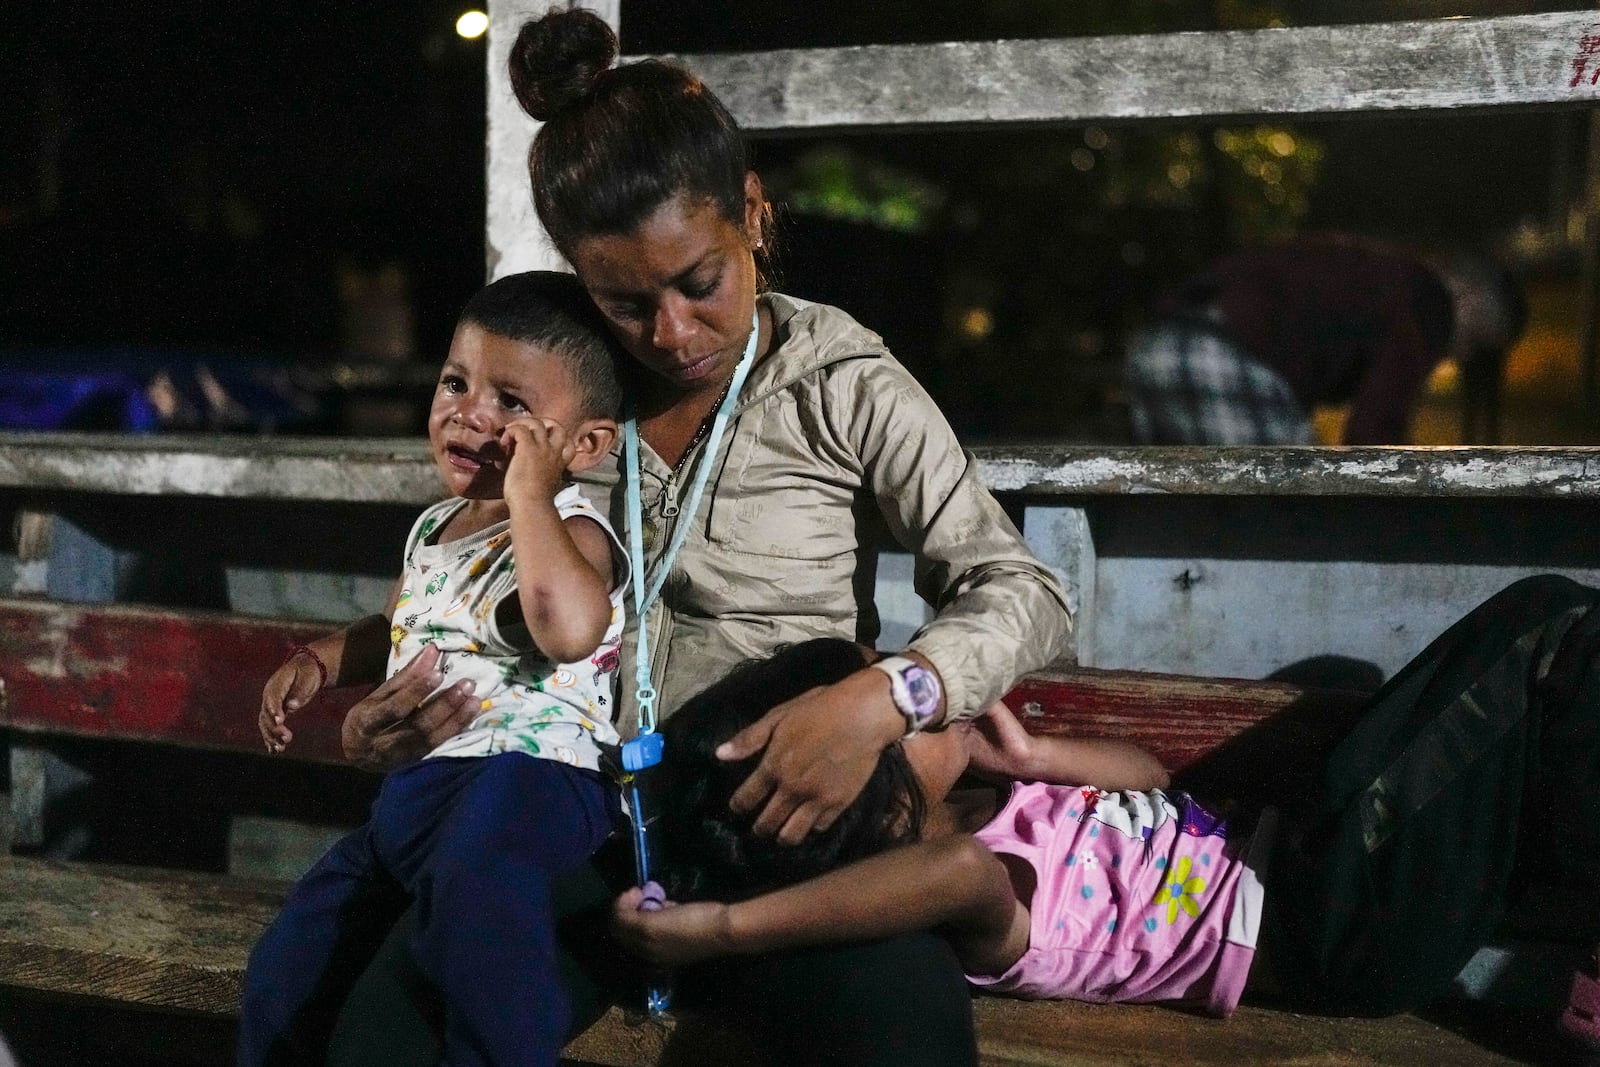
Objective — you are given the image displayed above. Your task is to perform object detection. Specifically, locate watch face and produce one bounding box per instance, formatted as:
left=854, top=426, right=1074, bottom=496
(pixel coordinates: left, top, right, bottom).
left=903, top=666, right=940, bottom=714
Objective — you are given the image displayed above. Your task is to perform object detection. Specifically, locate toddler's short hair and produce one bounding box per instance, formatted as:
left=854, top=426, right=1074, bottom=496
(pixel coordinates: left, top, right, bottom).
left=459, top=271, right=625, bottom=420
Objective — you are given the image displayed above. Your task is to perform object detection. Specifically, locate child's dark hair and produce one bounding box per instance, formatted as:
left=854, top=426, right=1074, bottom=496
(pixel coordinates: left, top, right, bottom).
left=508, top=9, right=773, bottom=271
left=656, top=638, right=926, bottom=902
left=459, top=270, right=623, bottom=420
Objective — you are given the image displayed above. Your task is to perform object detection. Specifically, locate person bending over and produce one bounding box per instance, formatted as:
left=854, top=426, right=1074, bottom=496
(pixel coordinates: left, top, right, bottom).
left=1124, top=235, right=1527, bottom=445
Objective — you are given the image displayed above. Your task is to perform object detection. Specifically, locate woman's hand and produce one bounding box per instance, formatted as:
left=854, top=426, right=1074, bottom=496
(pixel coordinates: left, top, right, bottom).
left=259, top=651, right=325, bottom=753
left=716, top=669, right=905, bottom=845
left=340, top=644, right=478, bottom=772
left=612, top=888, right=736, bottom=967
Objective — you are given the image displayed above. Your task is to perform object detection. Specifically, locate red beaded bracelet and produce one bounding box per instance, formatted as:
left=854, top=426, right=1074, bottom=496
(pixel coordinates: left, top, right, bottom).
left=286, top=643, right=329, bottom=691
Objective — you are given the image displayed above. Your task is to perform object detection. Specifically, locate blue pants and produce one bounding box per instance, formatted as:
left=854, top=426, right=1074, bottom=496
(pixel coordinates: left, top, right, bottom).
left=238, top=753, right=617, bottom=1067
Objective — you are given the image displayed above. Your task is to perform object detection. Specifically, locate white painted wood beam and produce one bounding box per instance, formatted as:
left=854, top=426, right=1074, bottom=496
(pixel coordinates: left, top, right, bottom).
left=0, top=436, right=1596, bottom=502
left=669, top=12, right=1600, bottom=133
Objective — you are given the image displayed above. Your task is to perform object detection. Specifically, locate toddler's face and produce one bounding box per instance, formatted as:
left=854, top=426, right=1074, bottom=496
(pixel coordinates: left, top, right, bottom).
left=428, top=324, right=583, bottom=499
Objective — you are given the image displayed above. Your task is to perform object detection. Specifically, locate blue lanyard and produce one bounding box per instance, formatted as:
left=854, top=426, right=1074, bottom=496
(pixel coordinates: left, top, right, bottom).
left=619, top=308, right=759, bottom=1018
left=623, top=307, right=760, bottom=735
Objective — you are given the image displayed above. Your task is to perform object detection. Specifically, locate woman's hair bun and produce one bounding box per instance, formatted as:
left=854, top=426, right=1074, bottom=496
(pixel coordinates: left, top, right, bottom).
left=509, top=8, right=619, bottom=122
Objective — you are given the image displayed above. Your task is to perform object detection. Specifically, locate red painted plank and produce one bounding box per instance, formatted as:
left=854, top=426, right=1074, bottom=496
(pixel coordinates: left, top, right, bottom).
left=1006, top=669, right=1370, bottom=810
left=1004, top=669, right=1368, bottom=772
left=0, top=599, right=1372, bottom=798
left=0, top=599, right=358, bottom=764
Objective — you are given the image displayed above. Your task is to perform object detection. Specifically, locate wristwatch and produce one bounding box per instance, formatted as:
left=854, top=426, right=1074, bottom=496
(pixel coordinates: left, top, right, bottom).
left=871, top=655, right=942, bottom=736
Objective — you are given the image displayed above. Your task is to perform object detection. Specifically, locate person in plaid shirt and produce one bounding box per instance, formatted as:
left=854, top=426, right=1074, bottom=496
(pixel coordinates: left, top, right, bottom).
left=1125, top=236, right=1525, bottom=445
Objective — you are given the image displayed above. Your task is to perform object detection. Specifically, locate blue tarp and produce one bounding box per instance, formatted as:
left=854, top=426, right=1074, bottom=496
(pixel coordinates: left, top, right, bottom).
left=0, top=350, right=323, bottom=432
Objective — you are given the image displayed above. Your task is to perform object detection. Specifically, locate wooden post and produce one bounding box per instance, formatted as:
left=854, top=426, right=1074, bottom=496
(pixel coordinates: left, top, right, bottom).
left=9, top=516, right=121, bottom=854
left=1024, top=505, right=1094, bottom=668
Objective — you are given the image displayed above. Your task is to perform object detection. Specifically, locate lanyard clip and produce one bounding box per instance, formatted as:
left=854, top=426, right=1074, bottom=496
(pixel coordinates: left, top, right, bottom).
left=622, top=731, right=664, bottom=772
left=633, top=684, right=659, bottom=737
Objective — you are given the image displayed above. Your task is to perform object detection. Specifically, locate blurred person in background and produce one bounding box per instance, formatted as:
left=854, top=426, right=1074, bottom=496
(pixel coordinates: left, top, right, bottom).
left=1124, top=235, right=1527, bottom=445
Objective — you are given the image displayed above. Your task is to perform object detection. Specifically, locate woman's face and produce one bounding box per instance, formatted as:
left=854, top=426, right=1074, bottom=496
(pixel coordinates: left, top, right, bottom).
left=569, top=175, right=763, bottom=395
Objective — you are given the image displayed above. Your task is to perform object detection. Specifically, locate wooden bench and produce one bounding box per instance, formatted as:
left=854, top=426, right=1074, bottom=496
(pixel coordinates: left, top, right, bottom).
left=0, top=595, right=1553, bottom=1066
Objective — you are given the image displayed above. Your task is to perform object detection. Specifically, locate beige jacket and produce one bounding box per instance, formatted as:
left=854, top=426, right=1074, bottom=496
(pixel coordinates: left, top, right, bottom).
left=578, top=293, right=1072, bottom=736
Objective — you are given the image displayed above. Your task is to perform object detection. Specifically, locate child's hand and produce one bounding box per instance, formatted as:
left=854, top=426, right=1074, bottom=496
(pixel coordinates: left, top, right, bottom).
left=961, top=700, right=1039, bottom=780
left=260, top=650, right=325, bottom=753
left=966, top=700, right=1170, bottom=792
left=500, top=417, right=574, bottom=502
left=612, top=887, right=736, bottom=967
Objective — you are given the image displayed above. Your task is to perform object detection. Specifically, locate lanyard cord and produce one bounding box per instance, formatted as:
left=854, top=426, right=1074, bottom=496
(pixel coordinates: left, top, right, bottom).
left=624, top=307, right=760, bottom=735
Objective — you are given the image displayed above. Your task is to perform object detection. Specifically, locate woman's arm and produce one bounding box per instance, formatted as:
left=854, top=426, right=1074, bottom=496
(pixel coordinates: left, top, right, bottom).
left=850, top=358, right=1073, bottom=721
left=717, top=356, right=1073, bottom=843
left=339, top=644, right=480, bottom=771
left=613, top=834, right=1028, bottom=977
left=263, top=575, right=480, bottom=768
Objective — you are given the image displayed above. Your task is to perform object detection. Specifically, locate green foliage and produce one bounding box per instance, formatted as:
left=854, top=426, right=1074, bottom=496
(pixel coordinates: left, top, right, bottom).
left=770, top=146, right=945, bottom=233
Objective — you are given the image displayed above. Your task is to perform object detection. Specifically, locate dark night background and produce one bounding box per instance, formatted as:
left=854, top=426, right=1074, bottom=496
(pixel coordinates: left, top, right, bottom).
left=2, top=0, right=1594, bottom=442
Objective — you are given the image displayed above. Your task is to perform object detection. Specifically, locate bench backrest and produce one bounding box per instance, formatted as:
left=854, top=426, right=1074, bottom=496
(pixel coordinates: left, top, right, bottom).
left=0, top=597, right=1367, bottom=812
left=485, top=8, right=1600, bottom=274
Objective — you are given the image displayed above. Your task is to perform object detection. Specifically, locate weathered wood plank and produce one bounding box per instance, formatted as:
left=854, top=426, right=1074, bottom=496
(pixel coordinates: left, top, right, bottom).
left=1005, top=668, right=1368, bottom=811
left=0, top=599, right=1364, bottom=785
left=0, top=599, right=355, bottom=764
left=979, top=445, right=1600, bottom=498
left=669, top=12, right=1600, bottom=133
left=0, top=855, right=1529, bottom=1065
left=961, top=996, right=1529, bottom=1067
left=1, top=434, right=1598, bottom=501
left=0, top=433, right=438, bottom=505
left=1007, top=668, right=1344, bottom=759
left=0, top=858, right=282, bottom=1015
left=568, top=994, right=1531, bottom=1067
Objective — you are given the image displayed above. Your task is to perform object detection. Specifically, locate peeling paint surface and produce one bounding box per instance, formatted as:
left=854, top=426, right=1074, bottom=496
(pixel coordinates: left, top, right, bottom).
left=0, top=600, right=355, bottom=762
left=0, top=434, right=438, bottom=503
left=672, top=11, right=1600, bottom=132
left=972, top=446, right=1600, bottom=498
left=1, top=436, right=1597, bottom=502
